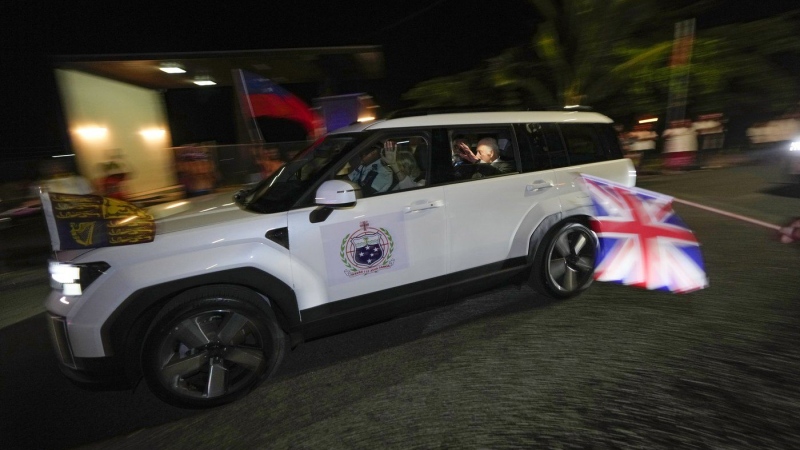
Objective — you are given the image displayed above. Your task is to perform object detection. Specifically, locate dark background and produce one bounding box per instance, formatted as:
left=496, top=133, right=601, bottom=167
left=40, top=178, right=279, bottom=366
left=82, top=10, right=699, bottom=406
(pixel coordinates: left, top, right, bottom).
left=0, top=0, right=537, bottom=160
left=0, top=0, right=797, bottom=162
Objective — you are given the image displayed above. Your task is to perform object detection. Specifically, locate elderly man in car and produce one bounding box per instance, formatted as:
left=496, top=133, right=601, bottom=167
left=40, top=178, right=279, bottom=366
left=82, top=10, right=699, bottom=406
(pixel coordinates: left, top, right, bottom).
left=455, top=137, right=515, bottom=173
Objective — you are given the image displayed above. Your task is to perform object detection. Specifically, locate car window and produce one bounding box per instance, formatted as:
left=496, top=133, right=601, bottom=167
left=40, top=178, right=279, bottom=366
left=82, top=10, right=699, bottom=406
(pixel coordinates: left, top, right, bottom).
left=517, top=123, right=569, bottom=171
left=594, top=124, right=625, bottom=159
left=239, top=135, right=363, bottom=213
left=432, top=126, right=518, bottom=184
left=559, top=123, right=609, bottom=165
left=387, top=135, right=430, bottom=192
left=335, top=133, right=431, bottom=197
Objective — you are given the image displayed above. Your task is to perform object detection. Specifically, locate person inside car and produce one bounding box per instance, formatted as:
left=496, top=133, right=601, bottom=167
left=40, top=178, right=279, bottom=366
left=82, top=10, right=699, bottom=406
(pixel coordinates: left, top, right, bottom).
left=451, top=135, right=471, bottom=166
left=348, top=144, right=393, bottom=195
left=380, top=141, right=426, bottom=191
left=455, top=137, right=515, bottom=173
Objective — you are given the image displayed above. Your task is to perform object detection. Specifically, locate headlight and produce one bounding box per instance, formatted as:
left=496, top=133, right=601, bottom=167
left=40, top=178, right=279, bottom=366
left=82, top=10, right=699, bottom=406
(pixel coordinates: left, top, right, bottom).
left=790, top=141, right=800, bottom=152
left=49, top=261, right=110, bottom=296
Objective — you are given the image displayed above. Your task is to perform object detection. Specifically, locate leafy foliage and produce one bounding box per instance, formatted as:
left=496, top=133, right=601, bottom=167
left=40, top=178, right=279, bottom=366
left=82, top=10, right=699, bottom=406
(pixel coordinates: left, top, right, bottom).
left=402, top=0, right=800, bottom=121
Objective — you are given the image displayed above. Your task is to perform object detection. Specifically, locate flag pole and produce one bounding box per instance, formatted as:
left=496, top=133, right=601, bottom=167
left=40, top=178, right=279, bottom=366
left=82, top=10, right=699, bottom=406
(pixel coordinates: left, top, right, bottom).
left=672, top=197, right=781, bottom=231
left=232, top=69, right=264, bottom=144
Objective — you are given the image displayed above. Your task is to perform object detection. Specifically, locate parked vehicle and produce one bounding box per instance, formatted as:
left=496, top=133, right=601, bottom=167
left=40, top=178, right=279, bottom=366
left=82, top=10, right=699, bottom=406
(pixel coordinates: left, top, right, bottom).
left=45, top=111, right=636, bottom=408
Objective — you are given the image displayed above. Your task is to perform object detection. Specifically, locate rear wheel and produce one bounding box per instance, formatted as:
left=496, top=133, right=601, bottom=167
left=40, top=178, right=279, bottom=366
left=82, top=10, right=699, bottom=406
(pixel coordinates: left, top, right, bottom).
left=531, top=222, right=597, bottom=299
left=141, top=286, right=285, bottom=408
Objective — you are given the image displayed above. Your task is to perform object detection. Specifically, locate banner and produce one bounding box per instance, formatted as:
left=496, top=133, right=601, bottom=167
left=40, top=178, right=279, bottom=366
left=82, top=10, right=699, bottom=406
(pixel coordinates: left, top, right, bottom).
left=41, top=192, right=155, bottom=251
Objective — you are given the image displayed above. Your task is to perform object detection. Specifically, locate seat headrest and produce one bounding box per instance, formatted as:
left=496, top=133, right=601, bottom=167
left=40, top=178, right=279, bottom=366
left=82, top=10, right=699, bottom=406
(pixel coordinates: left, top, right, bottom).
left=497, top=138, right=514, bottom=160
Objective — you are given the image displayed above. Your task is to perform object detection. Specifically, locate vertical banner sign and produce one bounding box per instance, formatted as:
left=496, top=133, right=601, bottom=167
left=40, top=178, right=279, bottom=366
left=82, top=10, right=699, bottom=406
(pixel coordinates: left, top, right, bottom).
left=666, top=18, right=696, bottom=126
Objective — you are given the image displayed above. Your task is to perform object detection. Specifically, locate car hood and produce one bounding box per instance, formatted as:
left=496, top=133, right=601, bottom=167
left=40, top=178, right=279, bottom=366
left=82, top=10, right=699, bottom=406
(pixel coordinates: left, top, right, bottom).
left=148, top=191, right=255, bottom=235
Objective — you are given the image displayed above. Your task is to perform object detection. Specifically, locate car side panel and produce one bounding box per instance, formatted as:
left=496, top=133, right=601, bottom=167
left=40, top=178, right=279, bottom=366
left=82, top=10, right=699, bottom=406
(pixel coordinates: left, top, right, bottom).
left=443, top=170, right=561, bottom=273
left=554, top=158, right=636, bottom=216
left=47, top=216, right=293, bottom=358
left=288, top=186, right=448, bottom=312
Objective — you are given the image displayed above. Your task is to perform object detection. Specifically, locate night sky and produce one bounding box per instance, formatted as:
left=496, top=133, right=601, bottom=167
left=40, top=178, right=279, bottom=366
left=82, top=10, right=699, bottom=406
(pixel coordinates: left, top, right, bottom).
left=0, top=0, right=537, bottom=159
left=0, top=0, right=796, bottom=159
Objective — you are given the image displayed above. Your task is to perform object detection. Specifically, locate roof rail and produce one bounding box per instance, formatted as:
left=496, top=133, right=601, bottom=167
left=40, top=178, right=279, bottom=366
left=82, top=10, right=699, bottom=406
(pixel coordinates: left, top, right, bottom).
left=386, top=105, right=521, bottom=120
left=553, top=105, right=594, bottom=111
left=386, top=104, right=595, bottom=119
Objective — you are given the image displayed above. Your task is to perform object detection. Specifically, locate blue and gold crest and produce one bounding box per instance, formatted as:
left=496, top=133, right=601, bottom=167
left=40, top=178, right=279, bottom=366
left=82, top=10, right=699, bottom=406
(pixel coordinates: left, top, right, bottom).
left=41, top=192, right=156, bottom=251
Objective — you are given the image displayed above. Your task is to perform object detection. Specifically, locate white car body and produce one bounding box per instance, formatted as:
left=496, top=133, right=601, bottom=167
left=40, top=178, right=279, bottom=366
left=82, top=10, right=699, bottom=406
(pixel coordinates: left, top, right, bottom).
left=45, top=110, right=635, bottom=407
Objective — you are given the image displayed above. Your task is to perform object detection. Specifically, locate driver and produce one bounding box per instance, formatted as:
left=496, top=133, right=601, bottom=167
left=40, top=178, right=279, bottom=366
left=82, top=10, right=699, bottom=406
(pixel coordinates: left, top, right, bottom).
left=348, top=144, right=393, bottom=195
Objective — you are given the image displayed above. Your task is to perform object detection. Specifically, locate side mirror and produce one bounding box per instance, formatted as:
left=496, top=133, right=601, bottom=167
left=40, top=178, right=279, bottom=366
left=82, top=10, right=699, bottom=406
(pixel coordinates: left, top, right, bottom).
left=315, top=180, right=358, bottom=207
left=233, top=188, right=248, bottom=204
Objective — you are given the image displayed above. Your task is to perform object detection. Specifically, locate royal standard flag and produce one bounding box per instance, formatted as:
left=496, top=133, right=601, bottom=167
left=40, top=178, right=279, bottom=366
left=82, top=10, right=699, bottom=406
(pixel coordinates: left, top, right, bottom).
left=40, top=192, right=155, bottom=251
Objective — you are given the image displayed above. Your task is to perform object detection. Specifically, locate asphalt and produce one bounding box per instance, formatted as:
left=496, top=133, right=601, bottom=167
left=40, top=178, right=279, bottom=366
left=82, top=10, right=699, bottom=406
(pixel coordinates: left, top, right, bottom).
left=0, top=267, right=49, bottom=289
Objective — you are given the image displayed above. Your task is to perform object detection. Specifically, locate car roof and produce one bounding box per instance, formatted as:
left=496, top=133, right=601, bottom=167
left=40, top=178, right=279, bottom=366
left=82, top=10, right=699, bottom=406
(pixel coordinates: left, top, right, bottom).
left=329, top=111, right=613, bottom=134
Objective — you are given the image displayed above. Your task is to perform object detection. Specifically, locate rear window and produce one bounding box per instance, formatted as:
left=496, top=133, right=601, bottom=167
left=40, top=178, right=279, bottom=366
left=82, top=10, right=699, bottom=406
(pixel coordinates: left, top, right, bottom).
left=516, top=123, right=569, bottom=172
left=559, top=123, right=624, bottom=165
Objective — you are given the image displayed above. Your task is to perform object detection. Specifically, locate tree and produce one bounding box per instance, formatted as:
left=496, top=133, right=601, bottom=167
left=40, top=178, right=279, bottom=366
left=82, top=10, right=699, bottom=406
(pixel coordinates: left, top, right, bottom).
left=402, top=0, right=800, bottom=122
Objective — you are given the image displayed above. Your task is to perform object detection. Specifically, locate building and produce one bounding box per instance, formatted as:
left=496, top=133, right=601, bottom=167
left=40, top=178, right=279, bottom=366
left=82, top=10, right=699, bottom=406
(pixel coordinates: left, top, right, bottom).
left=52, top=46, right=385, bottom=197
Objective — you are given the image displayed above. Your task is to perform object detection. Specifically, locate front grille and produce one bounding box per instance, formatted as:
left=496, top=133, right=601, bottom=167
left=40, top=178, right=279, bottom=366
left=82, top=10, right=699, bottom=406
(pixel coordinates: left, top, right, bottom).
left=47, top=314, right=76, bottom=369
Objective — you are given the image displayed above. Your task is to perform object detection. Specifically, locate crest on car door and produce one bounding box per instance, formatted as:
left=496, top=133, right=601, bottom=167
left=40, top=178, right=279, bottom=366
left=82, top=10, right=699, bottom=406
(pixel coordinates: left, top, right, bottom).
left=348, top=228, right=387, bottom=267
left=322, top=213, right=409, bottom=284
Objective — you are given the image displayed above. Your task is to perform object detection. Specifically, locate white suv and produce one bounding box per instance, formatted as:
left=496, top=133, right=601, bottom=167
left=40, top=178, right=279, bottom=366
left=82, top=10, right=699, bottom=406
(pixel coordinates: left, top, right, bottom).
left=45, top=111, right=635, bottom=407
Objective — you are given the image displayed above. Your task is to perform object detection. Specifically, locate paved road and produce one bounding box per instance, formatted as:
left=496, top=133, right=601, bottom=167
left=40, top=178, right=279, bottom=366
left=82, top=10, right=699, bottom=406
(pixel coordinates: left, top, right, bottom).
left=1, top=161, right=798, bottom=449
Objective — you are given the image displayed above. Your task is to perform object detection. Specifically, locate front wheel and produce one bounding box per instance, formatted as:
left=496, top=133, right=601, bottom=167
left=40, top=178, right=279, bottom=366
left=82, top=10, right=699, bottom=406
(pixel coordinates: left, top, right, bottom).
left=141, top=286, right=285, bottom=408
left=531, top=222, right=597, bottom=299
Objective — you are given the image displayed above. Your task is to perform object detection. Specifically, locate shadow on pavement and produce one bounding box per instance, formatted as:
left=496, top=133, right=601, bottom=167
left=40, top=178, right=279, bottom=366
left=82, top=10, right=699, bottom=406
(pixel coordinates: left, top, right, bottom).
left=762, top=182, right=800, bottom=199
left=0, top=286, right=543, bottom=449
left=0, top=314, right=196, bottom=450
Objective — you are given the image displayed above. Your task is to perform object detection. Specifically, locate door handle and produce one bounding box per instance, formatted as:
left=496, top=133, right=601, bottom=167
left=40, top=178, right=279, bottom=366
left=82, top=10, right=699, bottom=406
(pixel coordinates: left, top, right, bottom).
left=526, top=180, right=553, bottom=192
left=404, top=200, right=444, bottom=213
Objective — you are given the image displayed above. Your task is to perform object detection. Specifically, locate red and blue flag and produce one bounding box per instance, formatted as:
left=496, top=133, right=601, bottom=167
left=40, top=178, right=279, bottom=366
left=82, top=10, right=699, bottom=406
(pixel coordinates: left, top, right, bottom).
left=581, top=174, right=708, bottom=293
left=235, top=70, right=321, bottom=135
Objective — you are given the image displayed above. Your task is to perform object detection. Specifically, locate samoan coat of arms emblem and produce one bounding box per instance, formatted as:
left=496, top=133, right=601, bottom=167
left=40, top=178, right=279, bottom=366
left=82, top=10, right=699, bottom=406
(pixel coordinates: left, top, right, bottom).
left=340, top=220, right=395, bottom=277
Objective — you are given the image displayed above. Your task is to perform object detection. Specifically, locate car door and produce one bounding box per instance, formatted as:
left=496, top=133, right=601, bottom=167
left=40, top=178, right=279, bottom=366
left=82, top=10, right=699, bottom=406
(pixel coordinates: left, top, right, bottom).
left=287, top=134, right=447, bottom=313
left=437, top=126, right=561, bottom=274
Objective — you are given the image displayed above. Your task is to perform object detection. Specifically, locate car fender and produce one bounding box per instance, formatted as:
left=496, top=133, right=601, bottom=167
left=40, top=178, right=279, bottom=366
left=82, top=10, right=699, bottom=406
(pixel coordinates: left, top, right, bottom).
left=59, top=240, right=296, bottom=358
left=508, top=195, right=563, bottom=261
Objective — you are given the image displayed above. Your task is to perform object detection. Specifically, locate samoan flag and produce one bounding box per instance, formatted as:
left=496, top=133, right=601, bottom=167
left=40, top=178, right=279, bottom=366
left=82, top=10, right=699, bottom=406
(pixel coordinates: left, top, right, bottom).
left=235, top=69, right=320, bottom=135
left=580, top=174, right=708, bottom=293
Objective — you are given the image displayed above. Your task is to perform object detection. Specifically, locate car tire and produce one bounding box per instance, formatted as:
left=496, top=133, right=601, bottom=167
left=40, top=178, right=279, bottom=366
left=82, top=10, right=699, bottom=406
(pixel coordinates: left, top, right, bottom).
left=141, top=285, right=286, bottom=408
left=531, top=221, right=597, bottom=299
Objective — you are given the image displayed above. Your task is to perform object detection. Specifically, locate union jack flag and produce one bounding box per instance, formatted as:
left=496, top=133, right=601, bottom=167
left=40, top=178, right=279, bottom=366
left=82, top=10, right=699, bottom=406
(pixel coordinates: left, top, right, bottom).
left=581, top=174, right=708, bottom=293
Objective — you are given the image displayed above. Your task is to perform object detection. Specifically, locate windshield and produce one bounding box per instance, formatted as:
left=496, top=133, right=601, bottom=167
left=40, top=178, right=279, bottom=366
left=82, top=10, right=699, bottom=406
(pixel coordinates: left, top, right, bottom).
left=237, top=134, right=363, bottom=213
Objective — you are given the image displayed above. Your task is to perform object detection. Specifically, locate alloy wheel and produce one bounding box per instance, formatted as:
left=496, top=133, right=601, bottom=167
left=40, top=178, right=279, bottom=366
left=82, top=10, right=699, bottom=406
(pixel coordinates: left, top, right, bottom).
left=154, top=309, right=268, bottom=401
left=545, top=223, right=596, bottom=295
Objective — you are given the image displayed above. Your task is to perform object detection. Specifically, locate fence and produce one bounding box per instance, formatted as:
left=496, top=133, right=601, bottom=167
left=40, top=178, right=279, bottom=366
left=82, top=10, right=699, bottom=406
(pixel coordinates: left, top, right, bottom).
left=0, top=141, right=311, bottom=208
left=169, top=141, right=310, bottom=191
